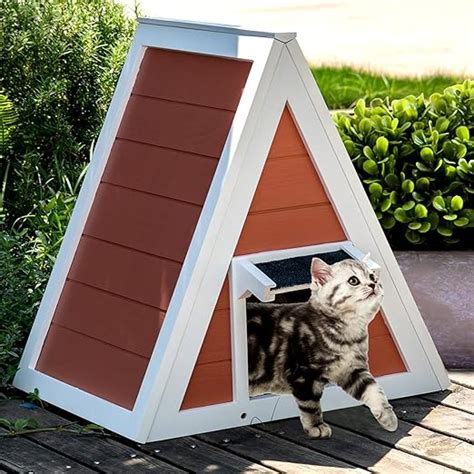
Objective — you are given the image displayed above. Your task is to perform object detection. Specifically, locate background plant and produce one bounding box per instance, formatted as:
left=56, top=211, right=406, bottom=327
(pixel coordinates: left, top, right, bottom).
left=334, top=80, right=473, bottom=248
left=0, top=0, right=135, bottom=220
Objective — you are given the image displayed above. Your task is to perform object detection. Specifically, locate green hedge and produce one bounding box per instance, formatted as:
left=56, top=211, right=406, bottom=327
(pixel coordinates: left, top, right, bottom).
left=0, top=0, right=135, bottom=219
left=334, top=80, right=474, bottom=248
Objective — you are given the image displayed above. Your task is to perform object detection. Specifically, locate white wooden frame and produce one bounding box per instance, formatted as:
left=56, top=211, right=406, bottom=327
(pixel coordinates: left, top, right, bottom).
left=232, top=241, right=380, bottom=301
left=14, top=18, right=449, bottom=443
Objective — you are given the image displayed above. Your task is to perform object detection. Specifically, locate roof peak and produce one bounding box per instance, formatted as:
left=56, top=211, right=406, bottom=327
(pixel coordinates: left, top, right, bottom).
left=138, top=17, right=296, bottom=43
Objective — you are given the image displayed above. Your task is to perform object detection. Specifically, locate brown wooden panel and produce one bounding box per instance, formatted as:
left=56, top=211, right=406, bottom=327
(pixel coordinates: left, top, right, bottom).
left=102, top=139, right=218, bottom=205
left=53, top=280, right=165, bottom=358
left=369, top=335, right=406, bottom=376
left=37, top=325, right=148, bottom=409
left=133, top=48, right=252, bottom=111
left=69, top=236, right=181, bottom=310
left=249, top=155, right=329, bottom=212
left=236, top=204, right=346, bottom=255
left=117, top=95, right=234, bottom=158
left=268, top=107, right=307, bottom=158
left=84, top=183, right=201, bottom=262
left=215, top=278, right=230, bottom=310
left=194, top=309, right=231, bottom=365
left=181, top=360, right=232, bottom=410
left=368, top=311, right=390, bottom=338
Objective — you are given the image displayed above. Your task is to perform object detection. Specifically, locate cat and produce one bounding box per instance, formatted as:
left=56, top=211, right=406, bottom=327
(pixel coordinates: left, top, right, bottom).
left=247, top=257, right=398, bottom=438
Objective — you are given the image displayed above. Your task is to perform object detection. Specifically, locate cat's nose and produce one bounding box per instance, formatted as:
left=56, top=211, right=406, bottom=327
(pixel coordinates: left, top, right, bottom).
left=369, top=283, right=376, bottom=290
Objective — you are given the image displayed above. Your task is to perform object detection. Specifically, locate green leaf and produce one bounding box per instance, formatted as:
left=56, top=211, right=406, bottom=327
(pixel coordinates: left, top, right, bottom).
left=380, top=198, right=392, bottom=212
left=435, top=117, right=450, bottom=132
left=454, top=217, right=469, bottom=227
left=368, top=182, right=383, bottom=197
left=354, top=99, right=366, bottom=117
left=418, top=222, right=431, bottom=233
left=402, top=179, right=415, bottom=193
left=389, top=191, right=398, bottom=204
left=363, top=159, right=378, bottom=175
left=420, top=147, right=434, bottom=162
left=405, top=230, right=422, bottom=244
left=381, top=215, right=396, bottom=229
left=415, top=204, right=428, bottom=218
left=455, top=125, right=470, bottom=141
left=363, top=146, right=375, bottom=160
left=456, top=144, right=467, bottom=159
left=359, top=118, right=373, bottom=134
left=343, top=139, right=356, bottom=155
left=437, top=226, right=453, bottom=237
left=412, top=191, right=425, bottom=202
left=408, top=221, right=422, bottom=230
left=443, top=214, right=458, bottom=221
left=416, top=161, right=431, bottom=172
left=450, top=195, right=463, bottom=211
left=432, top=196, right=446, bottom=211
left=415, top=177, right=430, bottom=191
left=375, top=136, right=389, bottom=156
left=384, top=173, right=399, bottom=188
left=402, top=200, right=415, bottom=211
left=394, top=208, right=410, bottom=223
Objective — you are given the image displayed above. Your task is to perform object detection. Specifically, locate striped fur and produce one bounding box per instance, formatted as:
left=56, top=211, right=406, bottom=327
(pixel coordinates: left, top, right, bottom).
left=247, top=258, right=398, bottom=438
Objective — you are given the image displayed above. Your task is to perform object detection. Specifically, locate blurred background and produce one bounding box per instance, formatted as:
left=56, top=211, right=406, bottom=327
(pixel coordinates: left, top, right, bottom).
left=117, top=0, right=474, bottom=77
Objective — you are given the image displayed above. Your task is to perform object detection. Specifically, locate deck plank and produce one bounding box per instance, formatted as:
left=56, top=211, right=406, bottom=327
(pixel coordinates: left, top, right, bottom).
left=0, top=400, right=185, bottom=472
left=392, top=397, right=474, bottom=443
left=448, top=371, right=474, bottom=389
left=144, top=436, right=276, bottom=473
left=421, top=384, right=474, bottom=414
left=198, top=426, right=366, bottom=473
left=259, top=418, right=457, bottom=473
left=0, top=430, right=93, bottom=473
left=326, top=405, right=474, bottom=473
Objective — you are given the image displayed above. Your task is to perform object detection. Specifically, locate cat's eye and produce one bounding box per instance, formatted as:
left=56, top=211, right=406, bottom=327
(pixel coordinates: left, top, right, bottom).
left=348, top=276, right=360, bottom=286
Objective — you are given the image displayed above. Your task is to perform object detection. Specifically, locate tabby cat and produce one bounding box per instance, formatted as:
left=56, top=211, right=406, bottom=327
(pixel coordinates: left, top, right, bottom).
left=247, top=257, right=398, bottom=438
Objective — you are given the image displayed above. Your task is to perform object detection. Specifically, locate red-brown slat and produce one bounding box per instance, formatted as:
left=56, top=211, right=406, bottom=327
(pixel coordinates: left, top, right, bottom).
left=117, top=95, right=235, bottom=158
left=69, top=236, right=181, bottom=310
left=53, top=281, right=165, bottom=358
left=36, top=325, right=148, bottom=410
left=268, top=107, right=307, bottom=158
left=249, top=154, right=329, bottom=212
left=236, top=204, right=346, bottom=255
left=369, top=335, right=406, bottom=376
left=181, top=360, right=232, bottom=410
left=102, top=139, right=218, bottom=205
left=133, top=48, right=252, bottom=111
left=193, top=309, right=231, bottom=365
left=368, top=312, right=390, bottom=338
left=84, top=183, right=201, bottom=262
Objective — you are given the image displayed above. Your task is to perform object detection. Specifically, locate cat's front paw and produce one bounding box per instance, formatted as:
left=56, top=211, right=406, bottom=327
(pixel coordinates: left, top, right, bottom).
left=374, top=405, right=398, bottom=432
left=305, top=422, right=332, bottom=439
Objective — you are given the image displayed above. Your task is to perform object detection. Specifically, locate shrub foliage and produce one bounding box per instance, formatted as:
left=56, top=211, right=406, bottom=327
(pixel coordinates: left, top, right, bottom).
left=0, top=0, right=135, bottom=219
left=334, top=80, right=474, bottom=248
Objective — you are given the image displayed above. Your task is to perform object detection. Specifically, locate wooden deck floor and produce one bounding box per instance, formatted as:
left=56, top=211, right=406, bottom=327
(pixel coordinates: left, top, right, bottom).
left=1, top=372, right=472, bottom=473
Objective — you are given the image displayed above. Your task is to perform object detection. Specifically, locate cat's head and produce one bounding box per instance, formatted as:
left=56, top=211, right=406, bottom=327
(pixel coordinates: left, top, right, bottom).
left=309, top=257, right=383, bottom=320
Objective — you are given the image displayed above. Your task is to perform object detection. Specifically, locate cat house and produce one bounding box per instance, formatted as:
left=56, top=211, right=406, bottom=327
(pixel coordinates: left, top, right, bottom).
left=14, top=18, right=449, bottom=443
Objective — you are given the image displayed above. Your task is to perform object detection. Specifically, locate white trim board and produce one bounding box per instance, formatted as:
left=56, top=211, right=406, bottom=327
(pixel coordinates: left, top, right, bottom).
left=14, top=19, right=449, bottom=444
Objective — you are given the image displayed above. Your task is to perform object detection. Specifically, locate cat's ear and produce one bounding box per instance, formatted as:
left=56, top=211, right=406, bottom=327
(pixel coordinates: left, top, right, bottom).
left=311, top=258, right=333, bottom=285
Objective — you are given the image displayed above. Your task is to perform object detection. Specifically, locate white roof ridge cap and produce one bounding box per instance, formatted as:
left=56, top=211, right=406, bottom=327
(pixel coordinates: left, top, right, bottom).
left=138, top=17, right=296, bottom=41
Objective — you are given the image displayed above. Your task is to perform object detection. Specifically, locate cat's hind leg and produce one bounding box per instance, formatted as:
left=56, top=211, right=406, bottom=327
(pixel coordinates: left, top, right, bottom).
left=291, top=377, right=331, bottom=438
left=340, top=367, right=398, bottom=432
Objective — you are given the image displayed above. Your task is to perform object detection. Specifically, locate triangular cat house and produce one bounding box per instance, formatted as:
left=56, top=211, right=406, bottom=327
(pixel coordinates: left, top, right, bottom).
left=14, top=18, right=449, bottom=443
